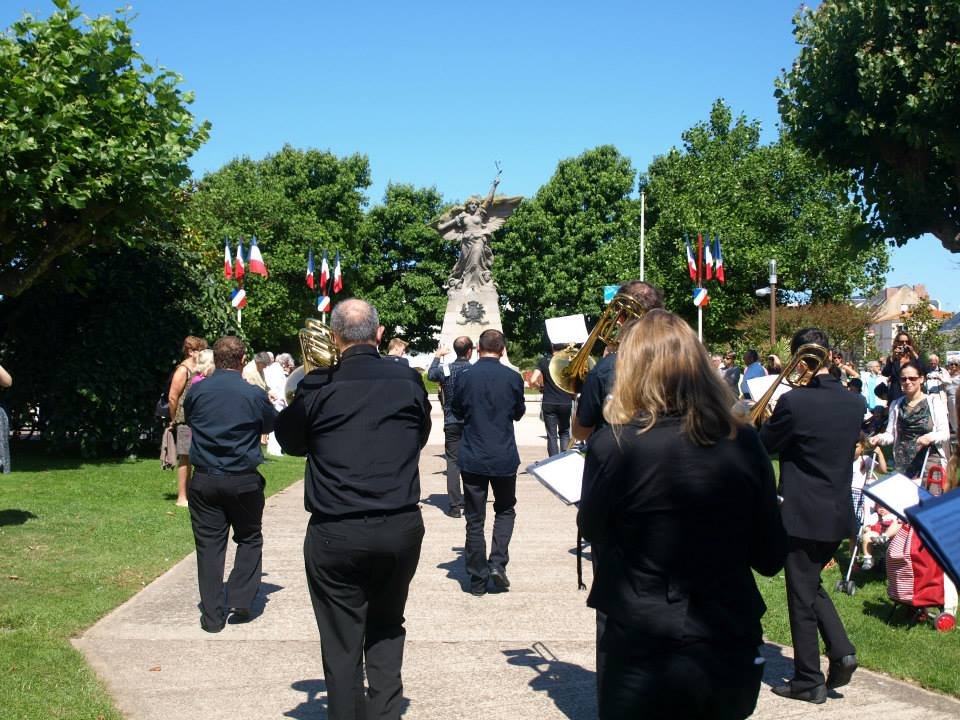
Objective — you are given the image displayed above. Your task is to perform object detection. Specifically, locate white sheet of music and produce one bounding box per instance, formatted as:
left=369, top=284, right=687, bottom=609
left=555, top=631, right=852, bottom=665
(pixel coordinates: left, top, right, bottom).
left=747, top=374, right=791, bottom=405
left=527, top=450, right=585, bottom=505
left=863, top=472, right=933, bottom=521
left=545, top=315, right=589, bottom=345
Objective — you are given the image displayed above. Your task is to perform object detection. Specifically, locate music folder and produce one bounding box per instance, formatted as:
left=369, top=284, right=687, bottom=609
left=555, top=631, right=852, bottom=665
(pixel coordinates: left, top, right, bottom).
left=526, top=449, right=585, bottom=505
left=906, top=491, right=960, bottom=588
left=862, top=472, right=934, bottom=522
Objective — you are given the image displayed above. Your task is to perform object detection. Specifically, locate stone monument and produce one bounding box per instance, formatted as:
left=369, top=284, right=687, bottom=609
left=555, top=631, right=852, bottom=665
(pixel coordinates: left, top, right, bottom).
left=430, top=168, right=522, bottom=362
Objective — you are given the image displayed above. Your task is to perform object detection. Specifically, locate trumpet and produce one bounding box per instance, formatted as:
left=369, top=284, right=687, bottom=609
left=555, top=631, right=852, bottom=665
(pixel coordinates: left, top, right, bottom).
left=284, top=318, right=340, bottom=403
left=746, top=342, right=830, bottom=427
left=548, top=292, right=648, bottom=395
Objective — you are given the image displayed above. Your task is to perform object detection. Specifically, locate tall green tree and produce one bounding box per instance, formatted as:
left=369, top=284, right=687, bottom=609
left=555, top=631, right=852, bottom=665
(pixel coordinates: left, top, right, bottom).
left=777, top=1, right=960, bottom=252
left=494, top=145, right=640, bottom=358
left=643, top=100, right=888, bottom=343
left=185, top=146, right=371, bottom=353
left=358, top=184, right=454, bottom=351
left=0, top=0, right=209, bottom=298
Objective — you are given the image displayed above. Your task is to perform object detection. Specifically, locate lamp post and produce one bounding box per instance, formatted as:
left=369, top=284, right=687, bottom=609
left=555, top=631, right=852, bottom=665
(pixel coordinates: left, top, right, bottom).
left=769, top=259, right=778, bottom=346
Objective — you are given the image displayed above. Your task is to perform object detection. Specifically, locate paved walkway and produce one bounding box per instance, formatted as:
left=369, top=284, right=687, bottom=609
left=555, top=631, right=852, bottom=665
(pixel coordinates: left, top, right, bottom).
left=75, top=404, right=960, bottom=718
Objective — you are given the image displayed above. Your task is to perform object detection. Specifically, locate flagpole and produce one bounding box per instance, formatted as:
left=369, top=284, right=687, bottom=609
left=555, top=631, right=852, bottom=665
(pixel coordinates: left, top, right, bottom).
left=697, top=232, right=703, bottom=342
left=640, top=191, right=646, bottom=281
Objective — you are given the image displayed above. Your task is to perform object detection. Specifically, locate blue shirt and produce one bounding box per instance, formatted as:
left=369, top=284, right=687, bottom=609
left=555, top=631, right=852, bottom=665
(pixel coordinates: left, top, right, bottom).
left=452, top=357, right=525, bottom=476
left=740, top=362, right=767, bottom=399
left=184, top=369, right=277, bottom=473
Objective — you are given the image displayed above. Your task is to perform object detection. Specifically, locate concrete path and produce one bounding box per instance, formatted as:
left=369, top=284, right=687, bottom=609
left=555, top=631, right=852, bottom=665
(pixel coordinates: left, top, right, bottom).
left=75, top=402, right=960, bottom=719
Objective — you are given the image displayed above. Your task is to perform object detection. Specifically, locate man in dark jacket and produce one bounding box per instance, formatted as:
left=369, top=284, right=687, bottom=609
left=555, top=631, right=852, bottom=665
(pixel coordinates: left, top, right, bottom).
left=452, top=329, right=525, bottom=595
left=275, top=298, right=431, bottom=720
left=760, top=327, right=864, bottom=704
left=184, top=335, right=277, bottom=633
left=426, top=336, right=474, bottom=517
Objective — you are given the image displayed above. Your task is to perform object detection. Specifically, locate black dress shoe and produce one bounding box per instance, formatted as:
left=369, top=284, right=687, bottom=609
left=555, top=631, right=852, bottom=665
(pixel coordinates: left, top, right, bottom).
left=826, top=653, right=858, bottom=689
left=489, top=567, right=510, bottom=589
left=200, top=618, right=226, bottom=633
left=445, top=506, right=462, bottom=518
left=469, top=586, right=487, bottom=596
left=229, top=607, right=252, bottom=622
left=772, top=682, right=827, bottom=704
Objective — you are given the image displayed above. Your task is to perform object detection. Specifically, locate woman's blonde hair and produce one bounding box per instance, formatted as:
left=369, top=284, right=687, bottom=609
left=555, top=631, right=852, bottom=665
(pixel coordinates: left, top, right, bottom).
left=603, top=309, right=739, bottom=446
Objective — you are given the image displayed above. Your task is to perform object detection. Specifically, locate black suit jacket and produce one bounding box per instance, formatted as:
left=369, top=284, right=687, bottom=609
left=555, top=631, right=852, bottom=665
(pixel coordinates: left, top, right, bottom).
left=760, top=374, right=864, bottom=542
left=578, top=417, right=786, bottom=645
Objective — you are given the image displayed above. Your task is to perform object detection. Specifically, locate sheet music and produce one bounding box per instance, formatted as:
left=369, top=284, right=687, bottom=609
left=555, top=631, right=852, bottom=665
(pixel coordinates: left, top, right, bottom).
left=747, top=375, right=791, bottom=406
left=545, top=315, right=589, bottom=345
left=863, top=472, right=934, bottom=522
left=907, top=491, right=960, bottom=587
left=527, top=450, right=585, bottom=505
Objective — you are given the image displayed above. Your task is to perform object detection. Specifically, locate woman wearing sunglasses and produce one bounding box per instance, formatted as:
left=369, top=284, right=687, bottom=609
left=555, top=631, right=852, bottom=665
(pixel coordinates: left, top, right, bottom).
left=871, top=359, right=949, bottom=479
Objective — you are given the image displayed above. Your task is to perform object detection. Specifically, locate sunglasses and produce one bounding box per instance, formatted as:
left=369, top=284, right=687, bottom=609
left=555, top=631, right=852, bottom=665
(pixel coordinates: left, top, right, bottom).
left=901, top=375, right=921, bottom=383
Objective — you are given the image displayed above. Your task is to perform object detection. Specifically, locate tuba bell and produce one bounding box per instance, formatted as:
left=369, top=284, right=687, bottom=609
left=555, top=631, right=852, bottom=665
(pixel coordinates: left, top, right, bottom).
left=745, top=342, right=830, bottom=427
left=548, top=292, right=648, bottom=395
left=284, top=318, right=340, bottom=403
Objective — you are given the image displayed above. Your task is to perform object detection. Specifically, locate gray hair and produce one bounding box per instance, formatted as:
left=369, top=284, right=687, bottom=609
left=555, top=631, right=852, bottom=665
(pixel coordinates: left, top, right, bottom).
left=254, top=351, right=273, bottom=366
left=330, top=298, right=380, bottom=344
left=276, top=353, right=295, bottom=368
left=196, top=349, right=215, bottom=377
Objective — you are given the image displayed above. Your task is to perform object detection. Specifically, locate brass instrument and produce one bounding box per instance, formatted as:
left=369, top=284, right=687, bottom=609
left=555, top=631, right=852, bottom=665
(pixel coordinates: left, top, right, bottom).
left=548, top=292, right=648, bottom=395
left=284, top=318, right=340, bottom=402
left=746, top=342, right=830, bottom=427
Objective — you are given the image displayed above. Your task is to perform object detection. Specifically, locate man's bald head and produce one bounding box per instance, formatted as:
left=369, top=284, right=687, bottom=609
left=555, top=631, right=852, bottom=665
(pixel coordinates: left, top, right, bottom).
left=330, top=299, right=383, bottom=349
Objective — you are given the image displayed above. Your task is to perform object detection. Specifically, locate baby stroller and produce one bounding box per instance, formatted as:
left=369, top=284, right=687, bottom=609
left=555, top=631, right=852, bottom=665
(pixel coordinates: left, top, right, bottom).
left=836, top=448, right=883, bottom=596
left=884, top=452, right=957, bottom=631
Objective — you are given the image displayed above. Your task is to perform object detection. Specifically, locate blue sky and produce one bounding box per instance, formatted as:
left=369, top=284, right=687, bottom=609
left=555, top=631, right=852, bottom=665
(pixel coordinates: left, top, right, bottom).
left=4, top=1, right=955, bottom=309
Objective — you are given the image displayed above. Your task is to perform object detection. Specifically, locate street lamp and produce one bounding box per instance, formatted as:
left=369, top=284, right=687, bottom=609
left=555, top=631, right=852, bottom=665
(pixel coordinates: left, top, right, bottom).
left=768, top=260, right=778, bottom=346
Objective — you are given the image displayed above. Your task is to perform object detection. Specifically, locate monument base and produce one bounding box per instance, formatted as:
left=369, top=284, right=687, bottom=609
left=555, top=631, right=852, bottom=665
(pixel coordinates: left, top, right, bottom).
left=438, top=283, right=515, bottom=368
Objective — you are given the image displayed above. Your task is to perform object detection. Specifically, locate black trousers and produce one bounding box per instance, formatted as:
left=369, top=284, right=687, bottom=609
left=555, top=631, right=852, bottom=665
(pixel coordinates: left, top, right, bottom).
left=443, top=423, right=463, bottom=509
left=188, top=471, right=265, bottom=631
left=598, top=619, right=763, bottom=720
left=304, top=509, right=424, bottom=720
left=784, top=536, right=856, bottom=690
left=461, top=470, right=516, bottom=592
left=542, top=402, right=572, bottom=457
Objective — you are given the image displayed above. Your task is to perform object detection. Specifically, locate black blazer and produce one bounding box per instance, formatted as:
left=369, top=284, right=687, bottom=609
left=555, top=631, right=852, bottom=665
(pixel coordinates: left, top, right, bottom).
left=759, top=374, right=864, bottom=542
left=578, top=417, right=786, bottom=646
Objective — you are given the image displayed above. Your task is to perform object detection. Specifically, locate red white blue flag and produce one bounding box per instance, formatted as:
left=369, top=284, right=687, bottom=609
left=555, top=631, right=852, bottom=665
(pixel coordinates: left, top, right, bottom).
left=714, top=234, right=725, bottom=284
left=319, top=250, right=329, bottom=291
left=306, top=249, right=315, bottom=289
left=704, top=233, right=714, bottom=281
left=333, top=250, right=343, bottom=293
left=684, top=236, right=697, bottom=281
left=317, top=295, right=331, bottom=313
left=231, top=288, right=247, bottom=308
left=693, top=287, right=709, bottom=307
left=223, top=238, right=233, bottom=279
left=234, top=240, right=245, bottom=280
left=248, top=236, right=268, bottom=278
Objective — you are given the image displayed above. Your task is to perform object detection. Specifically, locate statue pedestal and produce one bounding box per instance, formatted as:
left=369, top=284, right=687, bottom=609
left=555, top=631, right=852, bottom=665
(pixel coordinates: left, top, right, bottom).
left=438, top=284, right=515, bottom=367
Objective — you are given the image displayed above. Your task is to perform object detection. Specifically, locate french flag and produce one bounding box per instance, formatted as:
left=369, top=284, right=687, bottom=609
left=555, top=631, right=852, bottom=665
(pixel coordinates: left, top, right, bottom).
left=306, top=249, right=315, bottom=289
left=231, top=288, right=247, bottom=308
left=317, top=295, right=331, bottom=313
left=234, top=240, right=245, bottom=280
left=693, top=287, right=709, bottom=307
left=223, top=238, right=233, bottom=279
left=703, top=233, right=714, bottom=281
left=333, top=250, right=343, bottom=293
left=319, top=250, right=330, bottom=291
left=248, top=236, right=268, bottom=278
left=714, top=234, right=725, bottom=284
left=684, top=236, right=697, bottom=281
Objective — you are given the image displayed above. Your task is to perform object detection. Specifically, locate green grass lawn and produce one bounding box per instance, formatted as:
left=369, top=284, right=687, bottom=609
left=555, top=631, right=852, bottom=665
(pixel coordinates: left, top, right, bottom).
left=0, top=445, right=305, bottom=720
left=758, top=546, right=960, bottom=698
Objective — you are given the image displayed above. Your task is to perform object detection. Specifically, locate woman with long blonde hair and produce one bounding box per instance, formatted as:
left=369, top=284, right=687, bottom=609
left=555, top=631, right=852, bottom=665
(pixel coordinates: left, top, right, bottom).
left=578, top=309, right=786, bottom=720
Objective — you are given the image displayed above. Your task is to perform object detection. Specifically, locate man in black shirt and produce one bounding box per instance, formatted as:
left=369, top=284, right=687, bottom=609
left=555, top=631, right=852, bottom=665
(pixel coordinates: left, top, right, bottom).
left=184, top=335, right=277, bottom=633
left=530, top=344, right=574, bottom=456
left=426, top=336, right=474, bottom=517
left=452, top=329, right=526, bottom=595
left=572, top=280, right=664, bottom=441
left=275, top=298, right=431, bottom=720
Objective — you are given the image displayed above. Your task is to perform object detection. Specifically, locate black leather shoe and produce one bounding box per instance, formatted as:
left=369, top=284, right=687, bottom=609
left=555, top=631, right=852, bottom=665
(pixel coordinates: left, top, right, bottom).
left=489, top=567, right=510, bottom=589
left=469, top=586, right=487, bottom=596
left=445, top=506, right=462, bottom=518
left=200, top=618, right=225, bottom=633
left=826, top=653, right=858, bottom=689
left=772, top=682, right=827, bottom=704
left=229, top=607, right=252, bottom=622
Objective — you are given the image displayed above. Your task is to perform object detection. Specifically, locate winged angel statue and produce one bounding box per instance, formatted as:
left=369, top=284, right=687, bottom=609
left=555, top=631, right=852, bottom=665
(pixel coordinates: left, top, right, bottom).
left=431, top=171, right=522, bottom=291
